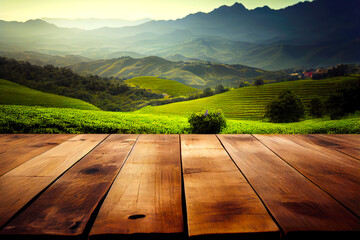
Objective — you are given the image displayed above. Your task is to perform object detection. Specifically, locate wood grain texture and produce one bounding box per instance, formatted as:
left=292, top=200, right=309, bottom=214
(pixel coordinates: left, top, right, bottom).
left=90, top=135, right=183, bottom=239
left=0, top=134, right=138, bottom=237
left=0, top=134, right=107, bottom=228
left=218, top=134, right=360, bottom=235
left=0, top=134, right=73, bottom=176
left=254, top=134, right=360, bottom=217
left=294, top=134, right=360, bottom=160
left=181, top=134, right=279, bottom=238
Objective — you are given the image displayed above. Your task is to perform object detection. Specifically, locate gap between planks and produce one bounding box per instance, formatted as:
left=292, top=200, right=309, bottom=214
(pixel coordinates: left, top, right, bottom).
left=0, top=134, right=138, bottom=238
left=0, top=134, right=108, bottom=229
left=218, top=134, right=360, bottom=238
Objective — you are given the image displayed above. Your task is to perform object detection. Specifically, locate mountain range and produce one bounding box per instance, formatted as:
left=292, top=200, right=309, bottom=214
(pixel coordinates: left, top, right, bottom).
left=0, top=0, right=359, bottom=70
left=41, top=18, right=151, bottom=30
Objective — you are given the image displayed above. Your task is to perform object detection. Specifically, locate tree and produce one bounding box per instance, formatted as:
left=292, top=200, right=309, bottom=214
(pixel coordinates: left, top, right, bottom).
left=238, top=81, right=250, bottom=88
left=265, top=89, right=305, bottom=123
left=325, top=78, right=360, bottom=119
left=254, top=79, right=264, bottom=86
left=215, top=84, right=228, bottom=94
left=309, top=97, right=324, bottom=118
left=201, top=87, right=214, bottom=97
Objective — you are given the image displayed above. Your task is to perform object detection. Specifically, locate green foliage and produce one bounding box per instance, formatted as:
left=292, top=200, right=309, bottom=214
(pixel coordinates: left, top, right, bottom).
left=125, top=76, right=200, bottom=97
left=254, top=79, right=264, bottom=86
left=309, top=97, right=323, bottom=118
left=201, top=87, right=214, bottom=97
left=238, top=81, right=250, bottom=88
left=265, top=89, right=305, bottom=123
left=312, top=64, right=360, bottom=80
left=0, top=79, right=99, bottom=110
left=0, top=57, right=163, bottom=111
left=325, top=78, right=360, bottom=119
left=188, top=110, right=227, bottom=134
left=0, top=105, right=359, bottom=134
left=215, top=84, right=229, bottom=94
left=222, top=116, right=360, bottom=134
left=0, top=105, right=189, bottom=134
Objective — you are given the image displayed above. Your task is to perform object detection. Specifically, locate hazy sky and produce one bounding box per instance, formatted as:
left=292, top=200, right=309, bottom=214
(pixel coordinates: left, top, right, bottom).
left=0, top=0, right=311, bottom=21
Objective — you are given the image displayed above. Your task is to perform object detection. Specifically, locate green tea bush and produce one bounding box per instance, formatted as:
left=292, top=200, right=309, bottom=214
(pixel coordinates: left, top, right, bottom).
left=188, top=110, right=227, bottom=134
left=265, top=89, right=305, bottom=123
left=326, top=78, right=360, bottom=119
left=309, top=97, right=324, bottom=118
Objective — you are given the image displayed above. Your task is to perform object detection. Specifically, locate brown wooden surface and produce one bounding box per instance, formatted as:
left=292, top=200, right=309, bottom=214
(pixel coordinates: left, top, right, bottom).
left=181, top=134, right=279, bottom=238
left=0, top=134, right=73, bottom=176
left=294, top=134, right=360, bottom=160
left=0, top=134, right=359, bottom=239
left=218, top=134, right=360, bottom=236
left=89, top=135, right=184, bottom=239
left=0, top=134, right=107, bottom=228
left=0, top=134, right=138, bottom=237
left=254, top=134, right=360, bottom=217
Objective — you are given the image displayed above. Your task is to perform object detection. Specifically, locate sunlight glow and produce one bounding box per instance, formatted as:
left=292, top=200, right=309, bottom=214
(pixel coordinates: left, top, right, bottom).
left=0, top=0, right=311, bottom=21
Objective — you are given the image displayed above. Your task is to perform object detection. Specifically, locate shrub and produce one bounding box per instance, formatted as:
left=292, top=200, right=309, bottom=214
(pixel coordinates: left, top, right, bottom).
left=201, top=87, right=214, bottom=97
left=265, top=89, right=305, bottom=123
left=188, top=110, right=227, bottom=134
left=239, top=81, right=250, bottom=88
left=254, top=79, right=264, bottom=86
left=215, top=84, right=229, bottom=94
left=325, top=78, right=360, bottom=119
left=309, top=97, right=324, bottom=118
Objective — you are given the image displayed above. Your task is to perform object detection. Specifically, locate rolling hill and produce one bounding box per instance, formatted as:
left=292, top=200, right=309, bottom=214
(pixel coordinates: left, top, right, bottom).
left=0, top=79, right=100, bottom=110
left=70, top=56, right=288, bottom=88
left=124, top=76, right=200, bottom=97
left=136, top=76, right=360, bottom=120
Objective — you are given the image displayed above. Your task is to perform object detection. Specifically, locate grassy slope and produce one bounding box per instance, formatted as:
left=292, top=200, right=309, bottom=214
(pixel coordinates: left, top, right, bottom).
left=125, top=76, right=201, bottom=97
left=136, top=76, right=358, bottom=120
left=70, top=56, right=282, bottom=88
left=1, top=105, right=359, bottom=134
left=0, top=79, right=100, bottom=110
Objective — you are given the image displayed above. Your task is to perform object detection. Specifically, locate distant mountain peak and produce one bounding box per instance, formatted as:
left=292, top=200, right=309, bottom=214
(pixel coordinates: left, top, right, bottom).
left=231, top=2, right=247, bottom=10
left=24, top=19, right=57, bottom=28
left=255, top=5, right=271, bottom=10
left=253, top=5, right=273, bottom=13
left=25, top=19, right=49, bottom=24
left=211, top=2, right=248, bottom=14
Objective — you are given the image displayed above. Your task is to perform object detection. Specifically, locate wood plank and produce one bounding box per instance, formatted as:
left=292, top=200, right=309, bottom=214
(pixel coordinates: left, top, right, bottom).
left=218, top=134, right=360, bottom=236
left=0, top=135, right=46, bottom=154
left=254, top=134, right=360, bottom=217
left=89, top=135, right=184, bottom=239
left=0, top=134, right=138, bottom=238
left=0, top=134, right=108, bottom=228
left=0, top=134, right=73, bottom=176
left=294, top=134, right=360, bottom=160
left=0, top=134, right=12, bottom=139
left=180, top=135, right=279, bottom=238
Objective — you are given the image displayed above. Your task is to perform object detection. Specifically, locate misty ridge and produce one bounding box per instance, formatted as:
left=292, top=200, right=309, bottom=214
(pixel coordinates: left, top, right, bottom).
left=0, top=0, right=358, bottom=72
left=41, top=17, right=152, bottom=30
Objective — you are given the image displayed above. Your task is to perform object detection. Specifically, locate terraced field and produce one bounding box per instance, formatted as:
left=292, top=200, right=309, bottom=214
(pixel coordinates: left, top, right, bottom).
left=137, top=76, right=359, bottom=120
left=125, top=76, right=200, bottom=97
left=0, top=79, right=100, bottom=110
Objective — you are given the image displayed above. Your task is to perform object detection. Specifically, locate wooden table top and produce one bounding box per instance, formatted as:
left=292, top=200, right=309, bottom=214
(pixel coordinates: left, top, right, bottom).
left=0, top=134, right=359, bottom=239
